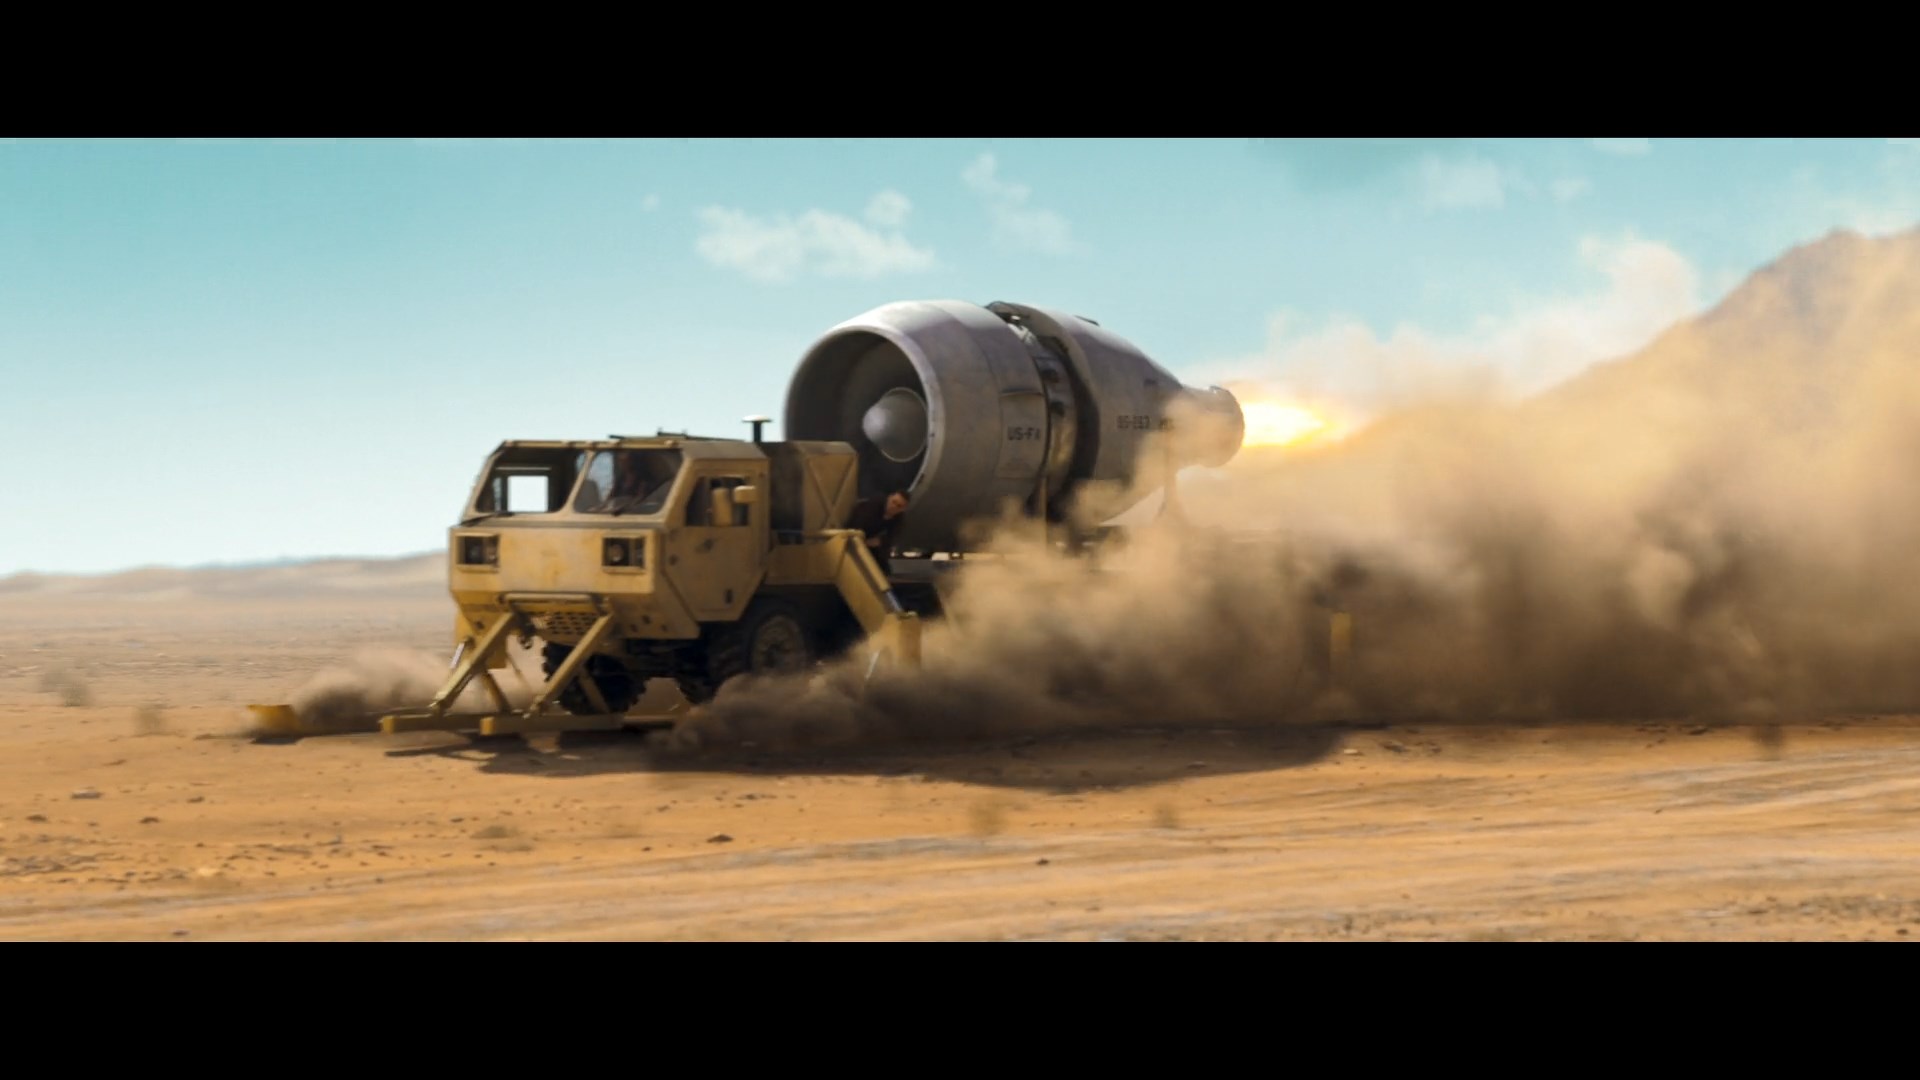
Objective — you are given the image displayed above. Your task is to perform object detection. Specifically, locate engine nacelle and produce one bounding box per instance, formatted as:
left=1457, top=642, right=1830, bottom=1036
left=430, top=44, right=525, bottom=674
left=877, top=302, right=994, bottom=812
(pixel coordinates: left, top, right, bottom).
left=784, top=300, right=1244, bottom=553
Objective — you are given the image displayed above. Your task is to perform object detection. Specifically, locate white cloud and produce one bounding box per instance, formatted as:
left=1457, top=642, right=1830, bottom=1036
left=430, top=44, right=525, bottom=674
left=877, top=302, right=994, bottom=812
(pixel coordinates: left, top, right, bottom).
left=1592, top=138, right=1651, bottom=156
left=864, top=189, right=911, bottom=228
left=1186, top=233, right=1703, bottom=419
left=642, top=193, right=661, bottom=212
left=1407, top=156, right=1588, bottom=211
left=1414, top=155, right=1508, bottom=209
left=693, top=197, right=936, bottom=283
left=962, top=152, right=1079, bottom=255
left=1551, top=176, right=1593, bottom=203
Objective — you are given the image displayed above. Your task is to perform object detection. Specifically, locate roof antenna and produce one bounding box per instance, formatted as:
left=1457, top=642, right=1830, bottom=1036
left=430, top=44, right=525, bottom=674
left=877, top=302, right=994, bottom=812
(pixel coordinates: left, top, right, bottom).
left=744, top=415, right=771, bottom=444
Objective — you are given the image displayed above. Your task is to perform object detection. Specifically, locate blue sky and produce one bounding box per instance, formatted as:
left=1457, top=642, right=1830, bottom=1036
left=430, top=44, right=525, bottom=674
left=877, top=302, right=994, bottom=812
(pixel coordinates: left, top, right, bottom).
left=4, top=137, right=1918, bottom=574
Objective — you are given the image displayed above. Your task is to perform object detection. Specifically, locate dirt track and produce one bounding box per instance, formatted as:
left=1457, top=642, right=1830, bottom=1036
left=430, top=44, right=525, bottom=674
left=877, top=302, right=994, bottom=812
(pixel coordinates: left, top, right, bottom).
left=4, top=595, right=1920, bottom=941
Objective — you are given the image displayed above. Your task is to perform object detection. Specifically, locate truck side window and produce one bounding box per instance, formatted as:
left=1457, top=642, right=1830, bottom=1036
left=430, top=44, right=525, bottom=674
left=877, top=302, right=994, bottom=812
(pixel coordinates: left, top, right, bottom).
left=685, top=478, right=709, bottom=525
left=685, top=476, right=749, bottom=526
left=725, top=478, right=750, bottom=525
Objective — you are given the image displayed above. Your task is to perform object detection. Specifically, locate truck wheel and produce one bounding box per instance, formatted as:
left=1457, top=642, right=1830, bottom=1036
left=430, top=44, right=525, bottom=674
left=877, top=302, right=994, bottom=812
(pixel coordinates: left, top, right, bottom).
left=542, top=644, right=641, bottom=716
left=679, top=600, right=813, bottom=704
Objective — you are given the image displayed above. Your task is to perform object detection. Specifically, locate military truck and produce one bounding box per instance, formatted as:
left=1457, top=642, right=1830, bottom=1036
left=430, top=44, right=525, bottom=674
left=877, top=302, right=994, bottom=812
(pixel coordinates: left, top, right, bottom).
left=249, top=299, right=1244, bottom=739
left=417, top=426, right=932, bottom=732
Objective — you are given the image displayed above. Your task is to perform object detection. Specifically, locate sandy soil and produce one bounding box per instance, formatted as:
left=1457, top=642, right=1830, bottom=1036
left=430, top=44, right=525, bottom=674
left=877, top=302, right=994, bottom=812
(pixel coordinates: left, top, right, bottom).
left=3, top=593, right=1919, bottom=941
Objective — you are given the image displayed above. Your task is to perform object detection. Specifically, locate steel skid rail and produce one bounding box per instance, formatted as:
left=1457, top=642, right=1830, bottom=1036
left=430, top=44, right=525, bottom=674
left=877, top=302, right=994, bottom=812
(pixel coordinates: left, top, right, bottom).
left=376, top=593, right=659, bottom=736
left=247, top=580, right=917, bottom=740
left=248, top=594, right=680, bottom=739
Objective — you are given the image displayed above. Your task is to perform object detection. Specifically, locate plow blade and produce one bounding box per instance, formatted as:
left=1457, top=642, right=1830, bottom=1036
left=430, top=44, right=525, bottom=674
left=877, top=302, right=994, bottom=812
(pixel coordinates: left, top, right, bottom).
left=248, top=703, right=319, bottom=736
left=246, top=702, right=388, bottom=738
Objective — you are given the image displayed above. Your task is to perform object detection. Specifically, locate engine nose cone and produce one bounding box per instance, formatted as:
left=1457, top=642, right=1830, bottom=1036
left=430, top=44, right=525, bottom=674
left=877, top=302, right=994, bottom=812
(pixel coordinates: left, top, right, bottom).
left=861, top=387, right=929, bottom=463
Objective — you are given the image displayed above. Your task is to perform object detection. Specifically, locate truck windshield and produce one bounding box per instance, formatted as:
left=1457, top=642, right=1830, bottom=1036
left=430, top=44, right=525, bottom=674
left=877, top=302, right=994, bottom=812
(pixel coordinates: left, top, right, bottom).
left=574, top=449, right=684, bottom=516
left=468, top=447, right=587, bottom=519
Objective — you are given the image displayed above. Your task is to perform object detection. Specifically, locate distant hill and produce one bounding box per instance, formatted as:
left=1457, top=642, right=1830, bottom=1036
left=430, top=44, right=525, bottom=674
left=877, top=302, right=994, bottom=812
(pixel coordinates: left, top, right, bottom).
left=0, top=552, right=445, bottom=601
left=1538, top=226, right=1920, bottom=422
left=1198, top=225, right=1920, bottom=499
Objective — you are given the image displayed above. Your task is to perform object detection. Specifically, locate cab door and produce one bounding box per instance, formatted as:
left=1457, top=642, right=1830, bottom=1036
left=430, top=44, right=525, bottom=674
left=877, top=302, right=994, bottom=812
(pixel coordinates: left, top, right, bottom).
left=662, top=464, right=766, bottom=621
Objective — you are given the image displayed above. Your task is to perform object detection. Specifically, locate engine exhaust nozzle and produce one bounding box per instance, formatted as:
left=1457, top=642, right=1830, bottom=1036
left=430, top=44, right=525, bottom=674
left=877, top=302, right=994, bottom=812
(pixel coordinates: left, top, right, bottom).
left=785, top=299, right=1245, bottom=553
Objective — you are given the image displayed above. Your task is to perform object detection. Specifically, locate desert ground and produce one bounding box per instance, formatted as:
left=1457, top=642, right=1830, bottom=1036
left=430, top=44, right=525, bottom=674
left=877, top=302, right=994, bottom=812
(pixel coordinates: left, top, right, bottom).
left=3, top=575, right=1918, bottom=942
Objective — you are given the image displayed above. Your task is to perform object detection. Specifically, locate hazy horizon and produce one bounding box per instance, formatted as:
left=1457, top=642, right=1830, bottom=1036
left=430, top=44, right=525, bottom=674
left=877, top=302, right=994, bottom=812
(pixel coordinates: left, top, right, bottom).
left=0, top=549, right=444, bottom=580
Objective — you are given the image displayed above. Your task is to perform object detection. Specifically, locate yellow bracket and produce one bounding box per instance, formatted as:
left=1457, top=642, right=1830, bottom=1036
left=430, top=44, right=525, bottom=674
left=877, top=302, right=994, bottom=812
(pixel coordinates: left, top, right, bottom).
left=524, top=610, right=617, bottom=716
left=427, top=607, right=525, bottom=717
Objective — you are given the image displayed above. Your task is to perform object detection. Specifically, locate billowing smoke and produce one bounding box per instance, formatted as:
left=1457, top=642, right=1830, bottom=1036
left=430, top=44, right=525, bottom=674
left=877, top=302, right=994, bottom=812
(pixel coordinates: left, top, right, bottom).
left=669, top=228, right=1920, bottom=751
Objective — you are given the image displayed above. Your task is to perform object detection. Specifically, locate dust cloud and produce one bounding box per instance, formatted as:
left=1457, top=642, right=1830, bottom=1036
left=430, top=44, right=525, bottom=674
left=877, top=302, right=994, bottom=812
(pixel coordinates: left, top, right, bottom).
left=280, top=646, right=534, bottom=733
left=672, top=229, right=1920, bottom=751
left=670, top=523, right=1344, bottom=752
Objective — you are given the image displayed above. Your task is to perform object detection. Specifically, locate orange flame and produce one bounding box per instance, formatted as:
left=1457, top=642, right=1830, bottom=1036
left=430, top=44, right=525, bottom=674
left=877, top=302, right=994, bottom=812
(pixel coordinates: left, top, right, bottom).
left=1239, top=398, right=1342, bottom=449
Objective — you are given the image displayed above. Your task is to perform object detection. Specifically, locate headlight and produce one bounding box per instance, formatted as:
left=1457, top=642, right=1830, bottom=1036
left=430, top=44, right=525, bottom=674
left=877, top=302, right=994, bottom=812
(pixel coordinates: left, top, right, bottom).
left=458, top=534, right=498, bottom=566
left=603, top=535, right=647, bottom=570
